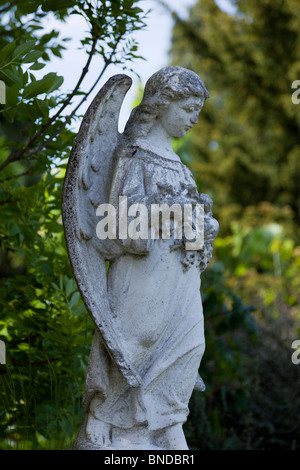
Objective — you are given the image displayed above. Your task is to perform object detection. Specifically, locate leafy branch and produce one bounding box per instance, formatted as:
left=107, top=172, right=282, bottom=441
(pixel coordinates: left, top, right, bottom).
left=25, top=32, right=125, bottom=161
left=0, top=0, right=147, bottom=174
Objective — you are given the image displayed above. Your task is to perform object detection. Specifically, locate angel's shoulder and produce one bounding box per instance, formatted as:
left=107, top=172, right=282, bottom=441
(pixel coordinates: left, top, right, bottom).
left=114, top=144, right=140, bottom=159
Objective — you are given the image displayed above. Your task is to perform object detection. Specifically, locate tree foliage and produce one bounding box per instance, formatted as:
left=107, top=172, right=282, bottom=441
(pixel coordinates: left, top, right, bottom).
left=170, top=0, right=300, bottom=235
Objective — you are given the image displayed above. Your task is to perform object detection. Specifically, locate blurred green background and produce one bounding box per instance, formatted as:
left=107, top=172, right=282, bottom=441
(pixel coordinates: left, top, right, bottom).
left=0, top=0, right=300, bottom=450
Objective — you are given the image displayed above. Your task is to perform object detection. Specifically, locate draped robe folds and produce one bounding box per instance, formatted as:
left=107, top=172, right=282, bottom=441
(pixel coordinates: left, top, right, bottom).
left=82, top=145, right=205, bottom=432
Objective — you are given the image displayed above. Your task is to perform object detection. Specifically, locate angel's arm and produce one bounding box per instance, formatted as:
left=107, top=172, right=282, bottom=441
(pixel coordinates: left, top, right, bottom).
left=108, top=153, right=155, bottom=254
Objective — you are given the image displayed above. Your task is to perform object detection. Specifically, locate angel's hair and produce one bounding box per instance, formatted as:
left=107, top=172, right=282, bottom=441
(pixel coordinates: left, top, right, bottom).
left=123, top=66, right=209, bottom=141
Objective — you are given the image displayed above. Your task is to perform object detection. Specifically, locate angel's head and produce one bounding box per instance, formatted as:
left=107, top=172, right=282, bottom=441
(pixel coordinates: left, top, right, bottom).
left=123, top=66, right=209, bottom=141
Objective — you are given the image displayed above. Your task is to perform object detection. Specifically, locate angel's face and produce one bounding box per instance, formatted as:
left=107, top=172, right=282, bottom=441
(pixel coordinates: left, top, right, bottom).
left=160, top=96, right=204, bottom=138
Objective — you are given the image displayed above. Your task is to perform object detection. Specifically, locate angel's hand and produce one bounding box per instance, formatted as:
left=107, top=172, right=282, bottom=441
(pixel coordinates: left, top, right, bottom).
left=198, top=193, right=213, bottom=213
left=204, top=216, right=219, bottom=243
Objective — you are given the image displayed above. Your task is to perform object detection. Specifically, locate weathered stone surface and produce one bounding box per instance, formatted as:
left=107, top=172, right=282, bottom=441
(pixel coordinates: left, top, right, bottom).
left=62, top=66, right=218, bottom=450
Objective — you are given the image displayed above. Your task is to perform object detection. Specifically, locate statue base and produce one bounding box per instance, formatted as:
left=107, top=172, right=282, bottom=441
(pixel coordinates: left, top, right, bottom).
left=73, top=418, right=189, bottom=450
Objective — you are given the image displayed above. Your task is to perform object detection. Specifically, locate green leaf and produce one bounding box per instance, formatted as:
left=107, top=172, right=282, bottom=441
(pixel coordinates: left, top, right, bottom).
left=29, top=62, right=46, bottom=70
left=111, top=0, right=120, bottom=17
left=23, top=50, right=44, bottom=63
left=35, top=98, right=49, bottom=118
left=42, top=0, right=75, bottom=11
left=123, top=0, right=135, bottom=8
left=1, top=107, right=17, bottom=122
left=65, top=277, right=74, bottom=297
left=118, top=20, right=127, bottom=35
left=35, top=431, right=49, bottom=449
left=23, top=73, right=63, bottom=99
left=73, top=304, right=86, bottom=316
left=69, top=291, right=80, bottom=309
left=48, top=96, right=57, bottom=107
left=51, top=48, right=62, bottom=58
left=0, top=68, right=21, bottom=86
left=59, top=415, right=74, bottom=438
left=5, top=83, right=21, bottom=106
left=47, top=75, right=64, bottom=93
left=0, top=41, right=17, bottom=67
left=12, top=41, right=36, bottom=62
left=8, top=224, right=20, bottom=236
left=128, top=7, right=144, bottom=14
left=42, top=51, right=50, bottom=61
left=18, top=102, right=39, bottom=120
left=18, top=342, right=30, bottom=351
left=22, top=70, right=29, bottom=87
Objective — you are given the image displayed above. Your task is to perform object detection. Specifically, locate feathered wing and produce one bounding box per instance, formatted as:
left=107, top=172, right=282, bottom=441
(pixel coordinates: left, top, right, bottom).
left=62, top=74, right=140, bottom=387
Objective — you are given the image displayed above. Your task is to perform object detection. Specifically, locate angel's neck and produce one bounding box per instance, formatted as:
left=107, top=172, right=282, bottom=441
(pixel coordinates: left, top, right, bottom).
left=135, top=122, right=180, bottom=162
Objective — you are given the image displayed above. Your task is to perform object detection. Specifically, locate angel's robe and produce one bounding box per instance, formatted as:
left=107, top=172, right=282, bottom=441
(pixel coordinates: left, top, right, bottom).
left=82, top=146, right=205, bottom=431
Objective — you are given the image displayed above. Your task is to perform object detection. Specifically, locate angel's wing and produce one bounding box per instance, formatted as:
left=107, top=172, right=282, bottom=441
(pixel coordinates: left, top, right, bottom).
left=62, top=74, right=140, bottom=388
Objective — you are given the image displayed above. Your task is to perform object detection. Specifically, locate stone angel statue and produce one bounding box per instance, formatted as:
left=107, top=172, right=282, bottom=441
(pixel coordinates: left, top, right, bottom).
left=62, top=66, right=219, bottom=450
